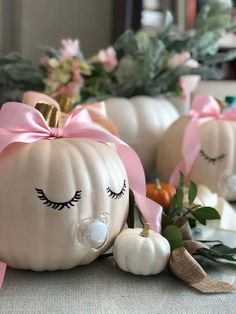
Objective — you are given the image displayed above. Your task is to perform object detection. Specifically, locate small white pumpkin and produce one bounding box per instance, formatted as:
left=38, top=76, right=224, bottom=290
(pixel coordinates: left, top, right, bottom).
left=105, top=96, right=179, bottom=175
left=113, top=224, right=170, bottom=275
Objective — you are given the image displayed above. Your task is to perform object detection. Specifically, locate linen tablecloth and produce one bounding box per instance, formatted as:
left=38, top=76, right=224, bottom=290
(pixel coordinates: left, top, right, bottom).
left=0, top=256, right=235, bottom=314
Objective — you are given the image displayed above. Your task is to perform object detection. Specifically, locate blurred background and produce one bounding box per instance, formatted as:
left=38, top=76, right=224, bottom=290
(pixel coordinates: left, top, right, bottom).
left=1, top=0, right=235, bottom=64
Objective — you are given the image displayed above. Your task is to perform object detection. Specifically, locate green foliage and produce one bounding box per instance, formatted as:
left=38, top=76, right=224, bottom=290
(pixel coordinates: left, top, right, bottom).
left=0, top=0, right=235, bottom=101
left=162, top=225, right=183, bottom=251
left=188, top=181, right=197, bottom=204
left=0, top=52, right=44, bottom=92
left=161, top=172, right=236, bottom=265
left=165, top=172, right=220, bottom=225
left=196, top=243, right=236, bottom=265
left=112, top=1, right=235, bottom=98
left=189, top=206, right=221, bottom=225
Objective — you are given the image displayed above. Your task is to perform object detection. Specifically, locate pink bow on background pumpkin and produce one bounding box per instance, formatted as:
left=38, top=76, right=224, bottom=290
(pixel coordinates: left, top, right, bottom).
left=0, top=101, right=163, bottom=288
left=170, top=94, right=236, bottom=185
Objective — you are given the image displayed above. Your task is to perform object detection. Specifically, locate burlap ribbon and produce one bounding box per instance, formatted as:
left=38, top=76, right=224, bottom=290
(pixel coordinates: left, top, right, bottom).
left=169, top=218, right=235, bottom=294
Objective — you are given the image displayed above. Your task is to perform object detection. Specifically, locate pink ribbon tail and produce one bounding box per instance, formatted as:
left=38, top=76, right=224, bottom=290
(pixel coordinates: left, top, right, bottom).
left=0, top=262, right=7, bottom=288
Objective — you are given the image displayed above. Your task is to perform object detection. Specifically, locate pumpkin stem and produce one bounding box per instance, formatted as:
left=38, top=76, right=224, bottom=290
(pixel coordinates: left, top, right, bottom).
left=155, top=179, right=162, bottom=189
left=140, top=223, right=150, bottom=238
left=35, top=103, right=60, bottom=127
left=55, top=95, right=73, bottom=113
left=215, top=98, right=226, bottom=112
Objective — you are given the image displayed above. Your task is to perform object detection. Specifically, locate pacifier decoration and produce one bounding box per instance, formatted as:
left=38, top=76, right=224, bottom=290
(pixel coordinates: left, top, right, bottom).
left=74, top=213, right=110, bottom=251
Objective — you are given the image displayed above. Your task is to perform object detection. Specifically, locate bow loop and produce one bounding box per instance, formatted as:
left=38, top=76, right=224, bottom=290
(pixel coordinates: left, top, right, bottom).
left=190, top=94, right=221, bottom=119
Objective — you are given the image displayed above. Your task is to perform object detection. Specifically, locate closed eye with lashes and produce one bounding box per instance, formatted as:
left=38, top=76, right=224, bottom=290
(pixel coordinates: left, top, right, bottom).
left=106, top=180, right=126, bottom=199
left=36, top=188, right=81, bottom=210
left=200, top=150, right=226, bottom=164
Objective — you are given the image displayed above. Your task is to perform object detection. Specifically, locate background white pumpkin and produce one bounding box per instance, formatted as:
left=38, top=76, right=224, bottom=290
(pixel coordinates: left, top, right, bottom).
left=113, top=226, right=170, bottom=276
left=105, top=96, right=179, bottom=176
left=157, top=116, right=236, bottom=201
left=0, top=138, right=129, bottom=270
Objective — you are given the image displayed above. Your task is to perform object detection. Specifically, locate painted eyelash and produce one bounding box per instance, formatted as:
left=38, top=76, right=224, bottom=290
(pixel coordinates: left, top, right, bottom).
left=200, top=150, right=226, bottom=165
left=106, top=180, right=126, bottom=199
left=35, top=188, right=81, bottom=210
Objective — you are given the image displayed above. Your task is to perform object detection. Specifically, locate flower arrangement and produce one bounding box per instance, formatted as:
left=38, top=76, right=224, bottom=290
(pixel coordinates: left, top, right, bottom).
left=0, top=0, right=236, bottom=105
left=41, top=39, right=118, bottom=104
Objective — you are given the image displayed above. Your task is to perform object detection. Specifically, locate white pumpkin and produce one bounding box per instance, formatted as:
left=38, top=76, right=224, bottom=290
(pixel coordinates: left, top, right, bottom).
left=113, top=225, right=170, bottom=275
left=157, top=113, right=236, bottom=200
left=105, top=96, right=179, bottom=175
left=0, top=138, right=129, bottom=270
left=183, top=185, right=236, bottom=231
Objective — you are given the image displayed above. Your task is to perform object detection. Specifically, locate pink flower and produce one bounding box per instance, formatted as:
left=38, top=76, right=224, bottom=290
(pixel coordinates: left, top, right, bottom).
left=168, top=52, right=199, bottom=69
left=168, top=52, right=191, bottom=69
left=179, top=75, right=201, bottom=100
left=57, top=82, right=80, bottom=98
left=60, top=39, right=79, bottom=59
left=98, top=47, right=118, bottom=71
left=72, top=69, right=84, bottom=85
left=185, top=59, right=199, bottom=68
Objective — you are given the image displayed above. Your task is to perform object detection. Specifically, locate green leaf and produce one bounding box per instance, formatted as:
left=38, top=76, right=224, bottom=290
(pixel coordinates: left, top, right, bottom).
left=127, top=189, right=135, bottom=228
left=188, top=217, right=197, bottom=228
left=191, top=207, right=221, bottom=225
left=161, top=212, right=174, bottom=229
left=178, top=171, right=184, bottom=188
left=176, top=186, right=184, bottom=210
left=162, top=225, right=184, bottom=251
left=210, top=244, right=236, bottom=256
left=188, top=181, right=198, bottom=205
left=161, top=11, right=173, bottom=35
left=167, top=194, right=177, bottom=218
left=199, top=49, right=236, bottom=65
left=196, top=248, right=236, bottom=264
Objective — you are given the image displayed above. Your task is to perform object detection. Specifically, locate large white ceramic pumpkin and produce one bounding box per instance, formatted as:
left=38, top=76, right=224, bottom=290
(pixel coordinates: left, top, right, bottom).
left=0, top=138, right=129, bottom=270
left=157, top=114, right=236, bottom=200
left=105, top=96, right=179, bottom=176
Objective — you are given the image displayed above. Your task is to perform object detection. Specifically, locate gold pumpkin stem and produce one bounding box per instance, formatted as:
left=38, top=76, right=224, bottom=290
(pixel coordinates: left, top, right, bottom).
left=215, top=98, right=226, bottom=112
left=155, top=178, right=161, bottom=190
left=55, top=95, right=73, bottom=113
left=140, top=223, right=150, bottom=238
left=35, top=103, right=60, bottom=127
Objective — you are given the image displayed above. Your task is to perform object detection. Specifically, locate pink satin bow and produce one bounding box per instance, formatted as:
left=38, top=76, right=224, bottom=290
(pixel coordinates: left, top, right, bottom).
left=0, top=101, right=163, bottom=287
left=170, top=94, right=236, bottom=185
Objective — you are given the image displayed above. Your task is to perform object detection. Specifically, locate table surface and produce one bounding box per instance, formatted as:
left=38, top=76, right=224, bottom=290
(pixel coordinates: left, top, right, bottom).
left=1, top=195, right=236, bottom=313
left=0, top=254, right=236, bottom=314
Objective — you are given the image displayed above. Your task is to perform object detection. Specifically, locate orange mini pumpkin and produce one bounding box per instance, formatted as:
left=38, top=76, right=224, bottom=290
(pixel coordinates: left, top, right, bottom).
left=146, top=179, right=176, bottom=210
